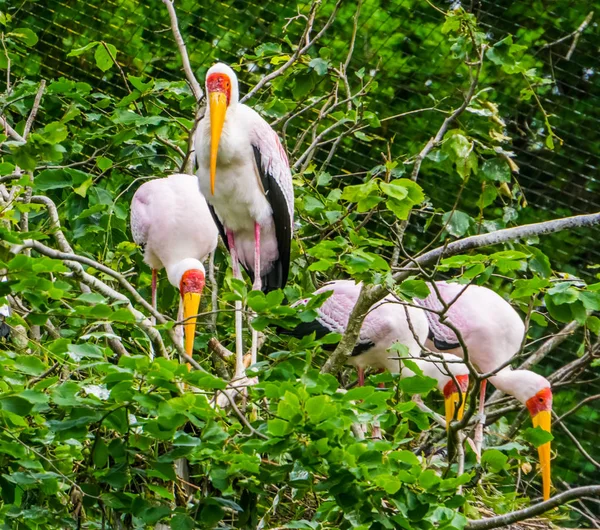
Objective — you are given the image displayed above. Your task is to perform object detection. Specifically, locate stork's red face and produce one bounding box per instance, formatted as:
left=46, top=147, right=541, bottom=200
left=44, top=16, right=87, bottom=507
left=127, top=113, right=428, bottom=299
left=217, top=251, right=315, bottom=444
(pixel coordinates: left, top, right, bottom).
left=443, top=374, right=469, bottom=428
left=179, top=269, right=206, bottom=357
left=207, top=73, right=232, bottom=196
left=207, top=73, right=232, bottom=105
left=525, top=387, right=553, bottom=501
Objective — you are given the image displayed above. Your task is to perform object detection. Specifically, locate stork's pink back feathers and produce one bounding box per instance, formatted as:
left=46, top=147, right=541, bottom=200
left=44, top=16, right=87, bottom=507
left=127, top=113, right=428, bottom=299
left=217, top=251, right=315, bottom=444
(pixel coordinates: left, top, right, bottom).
left=417, top=281, right=525, bottom=374
left=130, top=173, right=218, bottom=272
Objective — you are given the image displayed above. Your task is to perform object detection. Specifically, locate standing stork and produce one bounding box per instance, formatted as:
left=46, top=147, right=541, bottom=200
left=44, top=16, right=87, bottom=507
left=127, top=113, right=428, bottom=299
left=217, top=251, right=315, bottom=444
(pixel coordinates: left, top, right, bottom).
left=417, top=281, right=552, bottom=500
left=287, top=280, right=470, bottom=426
left=195, top=62, right=294, bottom=375
left=130, top=173, right=218, bottom=358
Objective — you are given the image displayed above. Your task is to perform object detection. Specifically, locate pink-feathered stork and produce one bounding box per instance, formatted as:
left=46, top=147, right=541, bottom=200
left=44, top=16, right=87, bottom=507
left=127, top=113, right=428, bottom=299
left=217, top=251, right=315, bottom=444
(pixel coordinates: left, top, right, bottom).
left=130, top=173, right=218, bottom=357
left=289, top=280, right=470, bottom=425
left=195, top=62, right=294, bottom=375
left=417, top=281, right=552, bottom=500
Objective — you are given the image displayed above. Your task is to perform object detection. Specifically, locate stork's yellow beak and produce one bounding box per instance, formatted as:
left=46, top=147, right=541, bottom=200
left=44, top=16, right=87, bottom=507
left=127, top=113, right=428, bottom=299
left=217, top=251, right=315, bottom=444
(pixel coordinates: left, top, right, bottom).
left=445, top=391, right=466, bottom=429
left=183, top=292, right=201, bottom=356
left=532, top=410, right=552, bottom=500
left=209, top=92, right=227, bottom=195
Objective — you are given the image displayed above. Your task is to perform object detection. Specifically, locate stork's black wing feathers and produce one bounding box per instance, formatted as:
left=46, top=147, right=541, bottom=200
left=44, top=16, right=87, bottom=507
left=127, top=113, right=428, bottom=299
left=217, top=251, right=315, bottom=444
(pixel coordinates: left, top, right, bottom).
left=0, top=322, right=9, bottom=340
left=351, top=340, right=376, bottom=357
left=280, top=318, right=331, bottom=340
left=252, top=145, right=291, bottom=293
left=207, top=202, right=229, bottom=251
left=428, top=328, right=460, bottom=350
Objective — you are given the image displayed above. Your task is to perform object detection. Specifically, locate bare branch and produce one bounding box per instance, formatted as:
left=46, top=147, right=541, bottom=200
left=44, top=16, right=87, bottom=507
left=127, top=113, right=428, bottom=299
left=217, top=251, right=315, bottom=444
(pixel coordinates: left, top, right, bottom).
left=556, top=393, right=600, bottom=423
left=0, top=116, right=25, bottom=142
left=161, top=0, right=203, bottom=102
left=23, top=80, right=46, bottom=139
left=465, top=486, right=600, bottom=530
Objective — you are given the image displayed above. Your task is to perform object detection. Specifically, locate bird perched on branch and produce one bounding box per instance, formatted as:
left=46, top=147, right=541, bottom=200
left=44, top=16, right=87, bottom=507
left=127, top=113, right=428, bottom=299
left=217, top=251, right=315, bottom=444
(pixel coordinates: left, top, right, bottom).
left=130, top=173, right=218, bottom=357
left=195, top=62, right=294, bottom=375
left=286, top=280, right=470, bottom=425
left=195, top=62, right=294, bottom=294
left=417, top=281, right=552, bottom=500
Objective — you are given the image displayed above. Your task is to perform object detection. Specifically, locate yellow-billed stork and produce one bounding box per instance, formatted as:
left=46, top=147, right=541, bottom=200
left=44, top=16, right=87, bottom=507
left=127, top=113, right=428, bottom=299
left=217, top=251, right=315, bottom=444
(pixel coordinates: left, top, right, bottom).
left=418, top=281, right=552, bottom=500
left=130, top=173, right=218, bottom=357
left=288, top=280, right=470, bottom=425
left=194, top=62, right=294, bottom=375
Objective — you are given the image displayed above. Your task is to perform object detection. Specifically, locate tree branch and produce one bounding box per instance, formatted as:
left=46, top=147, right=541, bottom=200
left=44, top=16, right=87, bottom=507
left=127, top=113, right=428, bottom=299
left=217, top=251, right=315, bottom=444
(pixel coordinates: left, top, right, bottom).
left=161, top=0, right=204, bottom=102
left=465, top=486, right=600, bottom=530
left=14, top=239, right=165, bottom=324
left=23, top=80, right=46, bottom=139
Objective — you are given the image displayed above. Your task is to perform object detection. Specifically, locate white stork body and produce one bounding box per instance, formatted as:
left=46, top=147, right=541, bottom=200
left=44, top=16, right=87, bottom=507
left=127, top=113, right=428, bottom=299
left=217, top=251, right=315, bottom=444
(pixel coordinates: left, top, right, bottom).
left=417, top=281, right=553, bottom=499
left=289, top=280, right=470, bottom=422
left=195, top=63, right=294, bottom=292
left=195, top=62, right=294, bottom=376
left=130, top=173, right=218, bottom=356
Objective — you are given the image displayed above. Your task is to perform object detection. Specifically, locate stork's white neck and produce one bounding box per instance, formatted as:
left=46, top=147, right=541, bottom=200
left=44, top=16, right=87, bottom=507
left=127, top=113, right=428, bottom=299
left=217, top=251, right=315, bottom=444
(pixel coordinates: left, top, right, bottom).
left=489, top=369, right=550, bottom=405
left=166, top=258, right=205, bottom=290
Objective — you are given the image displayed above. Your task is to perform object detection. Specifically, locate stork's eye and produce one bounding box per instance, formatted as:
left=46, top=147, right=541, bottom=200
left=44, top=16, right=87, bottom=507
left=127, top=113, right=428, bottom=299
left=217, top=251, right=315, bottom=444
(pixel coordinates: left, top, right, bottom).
left=538, top=397, right=544, bottom=403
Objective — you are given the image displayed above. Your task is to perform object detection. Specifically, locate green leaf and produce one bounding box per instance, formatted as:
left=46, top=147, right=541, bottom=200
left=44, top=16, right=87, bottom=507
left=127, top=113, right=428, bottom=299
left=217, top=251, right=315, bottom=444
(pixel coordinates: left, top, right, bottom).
left=67, top=41, right=98, bottom=57
left=380, top=181, right=408, bottom=201
left=374, top=474, right=402, bottom=494
left=171, top=514, right=195, bottom=530
left=13, top=355, right=47, bottom=376
left=43, top=122, right=69, bottom=144
left=481, top=158, right=511, bottom=182
left=94, top=42, right=117, bottom=72
left=9, top=28, right=38, bottom=46
left=0, top=397, right=33, bottom=416
left=34, top=169, right=72, bottom=191
left=547, top=284, right=578, bottom=305
left=398, top=280, right=430, bottom=299
left=267, top=418, right=290, bottom=437
left=309, top=57, right=329, bottom=75
left=442, top=210, right=471, bottom=237
left=587, top=315, right=600, bottom=335
left=419, top=469, right=441, bottom=489
left=255, top=42, right=281, bottom=56
left=97, top=156, right=113, bottom=171
left=522, top=427, right=554, bottom=447
left=305, top=395, right=336, bottom=423
left=399, top=375, right=437, bottom=396
left=481, top=449, right=508, bottom=472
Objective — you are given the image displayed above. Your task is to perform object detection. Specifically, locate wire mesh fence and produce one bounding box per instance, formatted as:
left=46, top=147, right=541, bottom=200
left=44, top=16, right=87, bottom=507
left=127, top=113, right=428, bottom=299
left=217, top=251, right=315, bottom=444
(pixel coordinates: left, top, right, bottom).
left=6, top=0, right=600, bottom=498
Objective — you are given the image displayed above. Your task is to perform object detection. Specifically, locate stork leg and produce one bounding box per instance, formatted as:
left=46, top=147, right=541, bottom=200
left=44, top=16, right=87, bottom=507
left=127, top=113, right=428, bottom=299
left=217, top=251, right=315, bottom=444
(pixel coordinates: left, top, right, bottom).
left=227, top=230, right=245, bottom=378
left=357, top=367, right=365, bottom=387
left=250, top=222, right=261, bottom=366
left=151, top=269, right=157, bottom=325
left=371, top=368, right=386, bottom=440
left=473, top=379, right=487, bottom=462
